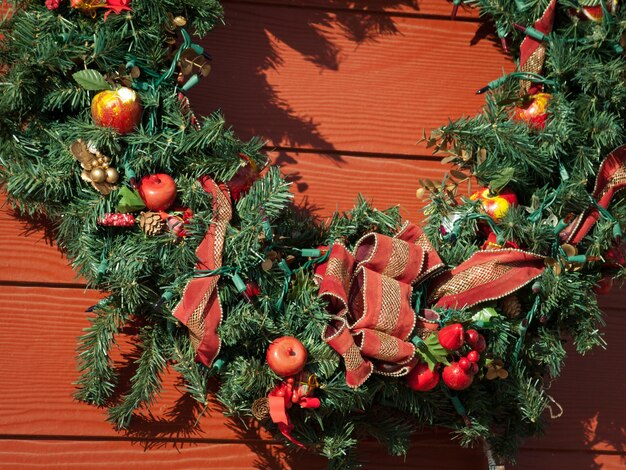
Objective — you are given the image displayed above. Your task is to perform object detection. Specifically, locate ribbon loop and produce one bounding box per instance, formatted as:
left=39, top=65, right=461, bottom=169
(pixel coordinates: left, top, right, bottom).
left=428, top=249, right=545, bottom=310
left=348, top=267, right=415, bottom=339
left=560, top=145, right=626, bottom=245
left=318, top=224, right=443, bottom=388
left=172, top=177, right=232, bottom=367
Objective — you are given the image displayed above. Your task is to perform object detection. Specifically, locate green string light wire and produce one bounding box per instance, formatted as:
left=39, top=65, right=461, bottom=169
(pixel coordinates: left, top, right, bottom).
left=513, top=294, right=541, bottom=362
left=476, top=72, right=558, bottom=94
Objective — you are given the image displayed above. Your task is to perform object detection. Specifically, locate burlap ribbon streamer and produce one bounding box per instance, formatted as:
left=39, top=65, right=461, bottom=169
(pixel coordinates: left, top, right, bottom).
left=560, top=145, right=626, bottom=245
left=519, top=0, right=557, bottom=94
left=316, top=222, right=444, bottom=388
left=428, top=249, right=546, bottom=309
left=172, top=176, right=232, bottom=366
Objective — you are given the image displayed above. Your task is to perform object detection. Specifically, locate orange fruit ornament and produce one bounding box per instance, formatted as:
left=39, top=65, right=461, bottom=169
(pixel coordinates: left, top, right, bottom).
left=91, top=87, right=142, bottom=135
left=470, top=187, right=518, bottom=222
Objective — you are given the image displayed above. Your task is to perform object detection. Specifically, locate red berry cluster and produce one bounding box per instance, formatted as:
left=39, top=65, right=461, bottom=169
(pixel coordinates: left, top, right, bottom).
left=97, top=212, right=136, bottom=227
left=407, top=323, right=487, bottom=392
left=45, top=0, right=61, bottom=10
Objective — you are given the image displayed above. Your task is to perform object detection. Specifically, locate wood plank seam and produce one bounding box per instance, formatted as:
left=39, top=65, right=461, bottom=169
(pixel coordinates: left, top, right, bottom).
left=267, top=145, right=442, bottom=161
left=222, top=0, right=481, bottom=23
left=0, top=280, right=88, bottom=289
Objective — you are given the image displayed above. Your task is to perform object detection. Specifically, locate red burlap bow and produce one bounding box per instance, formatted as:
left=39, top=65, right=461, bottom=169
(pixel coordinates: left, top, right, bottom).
left=172, top=176, right=232, bottom=366
left=560, top=145, right=626, bottom=245
left=519, top=0, right=556, bottom=94
left=315, top=222, right=445, bottom=388
left=316, top=224, right=550, bottom=387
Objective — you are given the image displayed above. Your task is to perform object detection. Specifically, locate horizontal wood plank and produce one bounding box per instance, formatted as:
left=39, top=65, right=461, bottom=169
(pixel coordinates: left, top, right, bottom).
left=1, top=439, right=624, bottom=469
left=0, top=286, right=268, bottom=442
left=0, top=439, right=490, bottom=469
left=224, top=0, right=479, bottom=19
left=272, top=150, right=460, bottom=221
left=516, top=449, right=626, bottom=470
left=190, top=3, right=512, bottom=156
left=0, top=200, right=80, bottom=286
left=1, top=285, right=625, bottom=456
left=520, top=295, right=626, bottom=453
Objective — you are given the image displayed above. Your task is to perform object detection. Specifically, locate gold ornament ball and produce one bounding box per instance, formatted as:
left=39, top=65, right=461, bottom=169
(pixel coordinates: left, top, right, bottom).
left=105, top=167, right=119, bottom=184
left=90, top=167, right=106, bottom=183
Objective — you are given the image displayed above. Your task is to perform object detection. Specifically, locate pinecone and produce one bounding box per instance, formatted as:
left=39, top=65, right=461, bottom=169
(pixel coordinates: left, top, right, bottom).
left=138, top=211, right=165, bottom=236
left=499, top=295, right=522, bottom=318
left=251, top=397, right=270, bottom=421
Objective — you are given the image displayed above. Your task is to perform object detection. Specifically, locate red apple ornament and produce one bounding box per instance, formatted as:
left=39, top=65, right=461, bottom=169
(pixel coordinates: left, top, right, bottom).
left=573, top=0, right=617, bottom=21
left=266, top=336, right=308, bottom=377
left=438, top=323, right=465, bottom=351
left=513, top=93, right=551, bottom=130
left=138, top=174, right=177, bottom=211
left=442, top=361, right=474, bottom=391
left=470, top=187, right=518, bottom=222
left=406, top=362, right=440, bottom=392
left=91, top=87, right=142, bottom=135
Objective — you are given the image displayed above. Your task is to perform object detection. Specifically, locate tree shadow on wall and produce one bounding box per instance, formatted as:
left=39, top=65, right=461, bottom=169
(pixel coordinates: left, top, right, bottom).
left=187, top=0, right=422, bottom=154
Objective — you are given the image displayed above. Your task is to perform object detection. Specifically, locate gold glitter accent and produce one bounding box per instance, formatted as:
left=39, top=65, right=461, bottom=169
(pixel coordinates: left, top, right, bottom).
left=383, top=238, right=410, bottom=279
left=377, top=275, right=402, bottom=334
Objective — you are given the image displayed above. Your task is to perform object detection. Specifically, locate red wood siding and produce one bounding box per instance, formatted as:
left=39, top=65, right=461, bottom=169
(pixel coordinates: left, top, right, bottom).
left=0, top=1, right=624, bottom=468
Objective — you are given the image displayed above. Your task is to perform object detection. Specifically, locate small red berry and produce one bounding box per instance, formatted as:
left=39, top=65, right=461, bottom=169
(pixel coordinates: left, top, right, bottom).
left=438, top=323, right=465, bottom=351
left=442, top=362, right=474, bottom=390
left=459, top=358, right=471, bottom=371
left=465, top=329, right=487, bottom=352
left=471, top=363, right=479, bottom=375
left=467, top=351, right=480, bottom=363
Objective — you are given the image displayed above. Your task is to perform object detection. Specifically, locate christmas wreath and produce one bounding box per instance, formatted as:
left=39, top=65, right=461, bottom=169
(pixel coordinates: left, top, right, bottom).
left=1, top=0, right=625, bottom=467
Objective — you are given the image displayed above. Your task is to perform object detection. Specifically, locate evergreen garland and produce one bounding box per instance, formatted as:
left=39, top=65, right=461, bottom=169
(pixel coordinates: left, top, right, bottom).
left=0, top=0, right=624, bottom=467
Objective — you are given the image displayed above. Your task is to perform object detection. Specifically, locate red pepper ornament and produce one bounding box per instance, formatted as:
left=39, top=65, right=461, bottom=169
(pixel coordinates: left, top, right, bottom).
left=267, top=373, right=320, bottom=448
left=437, top=323, right=465, bottom=351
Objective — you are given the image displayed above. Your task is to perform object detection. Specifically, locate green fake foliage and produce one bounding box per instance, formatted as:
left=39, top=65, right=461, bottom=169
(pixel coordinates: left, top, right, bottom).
left=1, top=0, right=625, bottom=467
left=72, top=70, right=112, bottom=91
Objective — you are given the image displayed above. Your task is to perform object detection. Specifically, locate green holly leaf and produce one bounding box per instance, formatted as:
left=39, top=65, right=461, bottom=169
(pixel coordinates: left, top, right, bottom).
left=488, top=167, right=516, bottom=193
left=72, top=69, right=112, bottom=91
left=413, top=334, right=450, bottom=371
left=116, top=186, right=146, bottom=213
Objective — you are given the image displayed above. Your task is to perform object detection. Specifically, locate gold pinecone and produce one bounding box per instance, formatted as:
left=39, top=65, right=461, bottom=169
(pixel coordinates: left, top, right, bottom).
left=499, top=295, right=522, bottom=318
left=137, top=211, right=165, bottom=236
left=252, top=397, right=270, bottom=421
